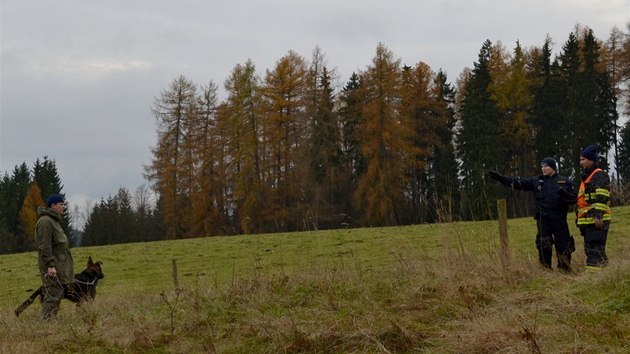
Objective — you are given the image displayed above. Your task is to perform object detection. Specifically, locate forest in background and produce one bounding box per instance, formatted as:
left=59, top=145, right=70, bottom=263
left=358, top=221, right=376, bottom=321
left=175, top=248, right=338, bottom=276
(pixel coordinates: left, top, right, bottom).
left=2, top=24, right=630, bottom=250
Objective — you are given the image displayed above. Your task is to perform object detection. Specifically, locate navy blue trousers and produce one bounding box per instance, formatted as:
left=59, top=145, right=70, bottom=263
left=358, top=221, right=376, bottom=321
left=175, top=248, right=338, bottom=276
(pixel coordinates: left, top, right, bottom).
left=536, top=217, right=574, bottom=270
left=579, top=225, right=609, bottom=267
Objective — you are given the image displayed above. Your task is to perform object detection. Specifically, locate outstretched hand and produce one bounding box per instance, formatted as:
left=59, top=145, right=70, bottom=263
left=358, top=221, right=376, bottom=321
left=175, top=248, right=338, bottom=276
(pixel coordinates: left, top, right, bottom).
left=488, top=171, right=502, bottom=181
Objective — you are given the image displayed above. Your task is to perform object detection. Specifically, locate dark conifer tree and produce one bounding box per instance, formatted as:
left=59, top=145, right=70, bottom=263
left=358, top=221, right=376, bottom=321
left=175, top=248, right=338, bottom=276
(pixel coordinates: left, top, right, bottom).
left=573, top=29, right=617, bottom=171
left=531, top=38, right=565, bottom=161
left=0, top=173, right=13, bottom=236
left=617, top=121, right=630, bottom=185
left=557, top=32, right=581, bottom=176
left=5, top=163, right=31, bottom=234
left=430, top=70, right=460, bottom=222
left=82, top=189, right=139, bottom=245
left=82, top=199, right=108, bottom=246
left=33, top=157, right=63, bottom=200
left=0, top=171, right=22, bottom=253
left=134, top=186, right=164, bottom=242
left=337, top=72, right=364, bottom=224
left=304, top=63, right=345, bottom=229
left=32, top=157, right=74, bottom=244
left=457, top=40, right=502, bottom=220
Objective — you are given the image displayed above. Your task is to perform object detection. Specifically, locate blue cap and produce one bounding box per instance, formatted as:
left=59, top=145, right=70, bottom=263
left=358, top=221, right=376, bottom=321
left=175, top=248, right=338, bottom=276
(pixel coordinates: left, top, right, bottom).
left=541, top=157, right=558, bottom=171
left=46, top=194, right=65, bottom=207
left=581, top=144, right=598, bottom=162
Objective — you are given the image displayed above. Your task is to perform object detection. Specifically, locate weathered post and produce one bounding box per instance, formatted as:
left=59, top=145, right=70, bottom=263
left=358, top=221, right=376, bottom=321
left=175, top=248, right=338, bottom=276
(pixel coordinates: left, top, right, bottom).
left=497, top=199, right=510, bottom=268
left=172, top=258, right=180, bottom=291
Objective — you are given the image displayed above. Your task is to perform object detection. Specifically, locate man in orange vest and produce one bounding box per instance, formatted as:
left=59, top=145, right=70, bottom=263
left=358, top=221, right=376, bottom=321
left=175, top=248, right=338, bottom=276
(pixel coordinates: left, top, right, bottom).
left=488, top=157, right=577, bottom=271
left=576, top=144, right=611, bottom=269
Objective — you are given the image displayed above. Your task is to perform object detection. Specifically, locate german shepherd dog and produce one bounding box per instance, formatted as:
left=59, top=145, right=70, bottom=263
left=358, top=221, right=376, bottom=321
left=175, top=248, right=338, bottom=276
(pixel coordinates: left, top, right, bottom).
left=15, top=256, right=105, bottom=317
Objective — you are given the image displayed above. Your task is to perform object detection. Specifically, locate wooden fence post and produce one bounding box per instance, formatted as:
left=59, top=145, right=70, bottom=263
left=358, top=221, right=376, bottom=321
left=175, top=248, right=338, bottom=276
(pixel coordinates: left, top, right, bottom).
left=497, top=199, right=510, bottom=268
left=172, top=258, right=180, bottom=291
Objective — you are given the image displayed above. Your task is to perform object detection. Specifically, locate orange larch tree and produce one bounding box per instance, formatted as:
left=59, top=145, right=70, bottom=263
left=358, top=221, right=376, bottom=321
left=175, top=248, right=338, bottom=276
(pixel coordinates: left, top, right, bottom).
left=147, top=75, right=199, bottom=239
left=224, top=60, right=266, bottom=234
left=18, top=182, right=45, bottom=249
left=354, top=43, right=413, bottom=226
left=261, top=50, right=309, bottom=231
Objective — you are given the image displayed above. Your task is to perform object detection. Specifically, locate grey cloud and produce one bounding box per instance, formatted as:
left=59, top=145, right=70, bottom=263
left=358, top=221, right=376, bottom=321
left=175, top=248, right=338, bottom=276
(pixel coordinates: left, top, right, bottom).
left=1, top=0, right=626, bottom=216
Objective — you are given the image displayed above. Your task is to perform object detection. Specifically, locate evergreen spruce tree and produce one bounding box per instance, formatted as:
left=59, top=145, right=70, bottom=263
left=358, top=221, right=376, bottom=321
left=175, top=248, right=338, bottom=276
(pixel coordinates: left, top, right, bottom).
left=1, top=164, right=32, bottom=251
left=338, top=72, right=365, bottom=224
left=302, top=48, right=345, bottom=229
left=82, top=198, right=109, bottom=246
left=32, top=157, right=74, bottom=244
left=115, top=188, right=135, bottom=244
left=0, top=173, right=13, bottom=247
left=617, top=121, right=630, bottom=185
left=5, top=164, right=31, bottom=235
left=33, top=157, right=63, bottom=200
left=457, top=40, right=502, bottom=220
left=430, top=70, right=460, bottom=222
left=557, top=32, right=581, bottom=176
left=576, top=29, right=617, bottom=169
left=531, top=37, right=565, bottom=162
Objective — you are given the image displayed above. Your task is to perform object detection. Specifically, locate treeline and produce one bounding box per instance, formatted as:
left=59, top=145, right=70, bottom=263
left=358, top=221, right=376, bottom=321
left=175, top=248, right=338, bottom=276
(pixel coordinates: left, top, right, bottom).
left=141, top=25, right=630, bottom=239
left=0, top=157, right=76, bottom=253
left=81, top=187, right=163, bottom=246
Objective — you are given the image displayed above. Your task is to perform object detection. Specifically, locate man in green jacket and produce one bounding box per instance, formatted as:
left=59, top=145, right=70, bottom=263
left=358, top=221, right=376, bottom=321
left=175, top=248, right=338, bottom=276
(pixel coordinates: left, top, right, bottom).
left=36, top=194, right=74, bottom=319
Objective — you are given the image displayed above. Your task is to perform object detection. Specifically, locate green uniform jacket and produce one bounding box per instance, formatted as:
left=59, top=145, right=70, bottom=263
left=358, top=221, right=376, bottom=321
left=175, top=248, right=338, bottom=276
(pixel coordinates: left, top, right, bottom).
left=36, top=207, right=74, bottom=284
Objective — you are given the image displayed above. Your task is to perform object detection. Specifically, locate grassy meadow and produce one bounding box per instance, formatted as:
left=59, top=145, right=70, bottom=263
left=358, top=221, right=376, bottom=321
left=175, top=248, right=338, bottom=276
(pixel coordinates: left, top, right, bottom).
left=1, top=206, right=629, bottom=353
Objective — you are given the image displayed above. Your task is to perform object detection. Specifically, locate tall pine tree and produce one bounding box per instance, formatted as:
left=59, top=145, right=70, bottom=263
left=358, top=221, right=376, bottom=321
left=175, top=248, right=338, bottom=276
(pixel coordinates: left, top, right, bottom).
left=457, top=40, right=502, bottom=220
left=429, top=70, right=460, bottom=222
left=301, top=48, right=345, bottom=229
left=338, top=72, right=365, bottom=225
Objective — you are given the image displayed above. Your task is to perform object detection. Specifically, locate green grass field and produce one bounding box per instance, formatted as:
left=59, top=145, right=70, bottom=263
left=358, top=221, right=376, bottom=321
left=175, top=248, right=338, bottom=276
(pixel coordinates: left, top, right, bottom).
left=1, top=206, right=629, bottom=353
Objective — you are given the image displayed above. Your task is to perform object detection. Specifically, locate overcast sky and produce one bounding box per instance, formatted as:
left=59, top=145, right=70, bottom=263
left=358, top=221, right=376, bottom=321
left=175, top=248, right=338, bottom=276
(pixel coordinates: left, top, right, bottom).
left=1, top=0, right=629, bottom=224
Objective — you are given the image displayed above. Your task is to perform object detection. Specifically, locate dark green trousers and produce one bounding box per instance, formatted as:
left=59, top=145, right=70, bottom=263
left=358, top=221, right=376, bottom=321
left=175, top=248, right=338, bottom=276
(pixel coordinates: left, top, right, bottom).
left=42, top=277, right=64, bottom=319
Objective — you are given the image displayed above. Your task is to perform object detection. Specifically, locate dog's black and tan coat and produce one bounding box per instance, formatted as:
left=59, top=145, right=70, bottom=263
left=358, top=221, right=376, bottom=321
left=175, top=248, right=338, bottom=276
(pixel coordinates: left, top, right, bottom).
left=15, top=256, right=104, bottom=317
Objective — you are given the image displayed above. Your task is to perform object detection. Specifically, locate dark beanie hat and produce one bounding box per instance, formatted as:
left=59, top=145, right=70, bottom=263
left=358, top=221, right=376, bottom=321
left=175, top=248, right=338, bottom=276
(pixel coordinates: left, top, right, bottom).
left=540, top=157, right=558, bottom=171
left=581, top=144, right=598, bottom=162
left=46, top=194, right=65, bottom=207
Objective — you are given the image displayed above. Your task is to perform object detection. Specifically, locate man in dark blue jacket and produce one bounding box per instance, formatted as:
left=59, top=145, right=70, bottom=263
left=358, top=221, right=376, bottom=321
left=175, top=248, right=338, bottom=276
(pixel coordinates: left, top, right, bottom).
left=488, top=158, right=577, bottom=271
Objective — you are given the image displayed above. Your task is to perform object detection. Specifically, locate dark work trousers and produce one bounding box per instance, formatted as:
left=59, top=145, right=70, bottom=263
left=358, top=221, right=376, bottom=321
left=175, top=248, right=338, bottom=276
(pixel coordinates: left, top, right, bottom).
left=580, top=225, right=609, bottom=267
left=536, top=216, right=574, bottom=270
left=42, top=276, right=65, bottom=319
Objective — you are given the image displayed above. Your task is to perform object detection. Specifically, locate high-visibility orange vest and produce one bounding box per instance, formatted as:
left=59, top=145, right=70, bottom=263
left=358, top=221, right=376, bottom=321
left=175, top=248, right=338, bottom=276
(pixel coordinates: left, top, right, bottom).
left=577, top=168, right=611, bottom=225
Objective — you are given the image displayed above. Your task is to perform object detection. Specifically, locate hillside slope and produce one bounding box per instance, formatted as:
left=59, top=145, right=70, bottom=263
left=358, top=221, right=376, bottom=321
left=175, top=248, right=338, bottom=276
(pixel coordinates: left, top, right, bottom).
left=1, top=206, right=629, bottom=353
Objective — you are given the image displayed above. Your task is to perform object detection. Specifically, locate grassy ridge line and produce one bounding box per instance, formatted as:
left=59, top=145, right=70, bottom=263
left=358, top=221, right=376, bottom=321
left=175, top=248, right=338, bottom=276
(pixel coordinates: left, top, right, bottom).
left=3, top=206, right=628, bottom=308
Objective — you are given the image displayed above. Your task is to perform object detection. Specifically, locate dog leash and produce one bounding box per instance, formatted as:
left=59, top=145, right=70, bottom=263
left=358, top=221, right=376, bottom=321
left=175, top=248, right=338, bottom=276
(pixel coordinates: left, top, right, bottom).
left=73, top=279, right=97, bottom=286
left=45, top=273, right=98, bottom=286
